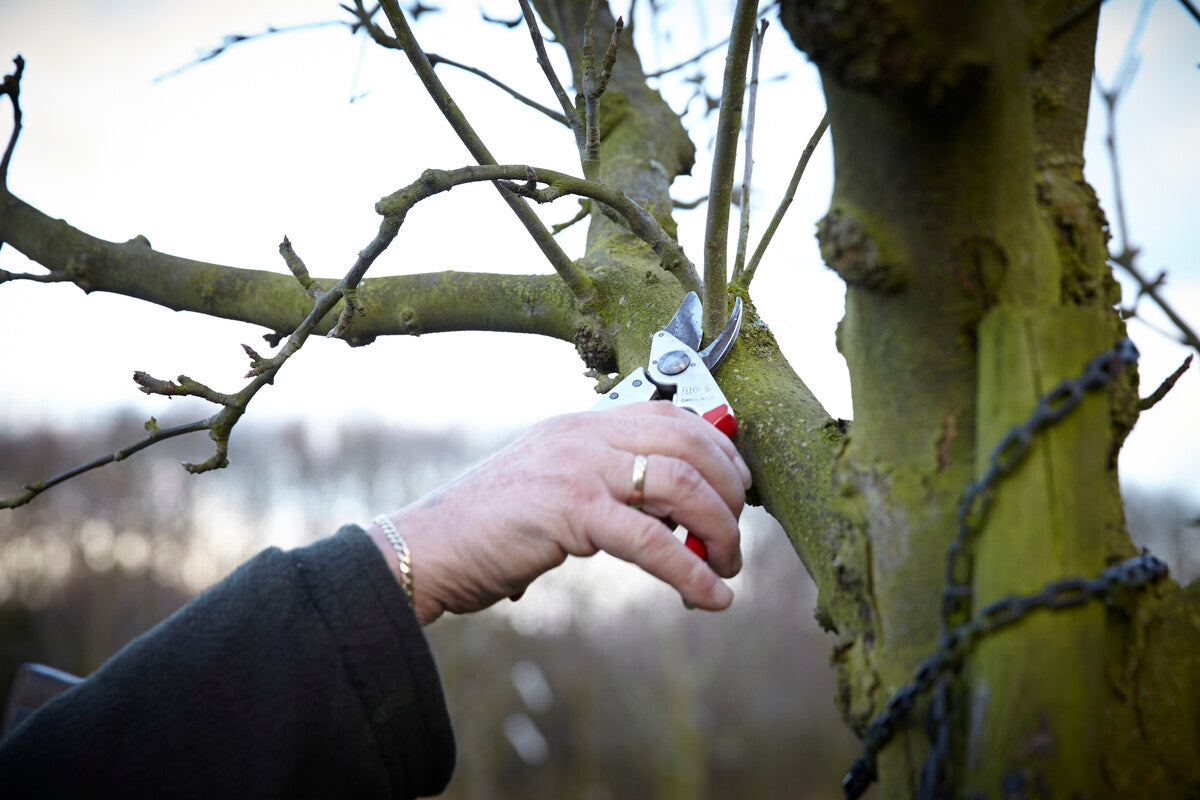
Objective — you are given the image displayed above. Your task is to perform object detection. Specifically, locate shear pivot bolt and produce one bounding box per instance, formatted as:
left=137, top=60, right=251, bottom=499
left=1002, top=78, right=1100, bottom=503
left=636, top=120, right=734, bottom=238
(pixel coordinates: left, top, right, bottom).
left=658, top=350, right=691, bottom=376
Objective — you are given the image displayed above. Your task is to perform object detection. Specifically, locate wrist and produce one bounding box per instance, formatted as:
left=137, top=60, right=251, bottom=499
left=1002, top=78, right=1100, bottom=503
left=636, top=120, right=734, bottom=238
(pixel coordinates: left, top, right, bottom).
left=367, top=514, right=445, bottom=626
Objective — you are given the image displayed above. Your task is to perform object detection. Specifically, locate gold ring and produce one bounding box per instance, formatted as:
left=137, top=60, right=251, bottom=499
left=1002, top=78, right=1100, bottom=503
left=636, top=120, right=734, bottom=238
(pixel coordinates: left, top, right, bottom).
left=630, top=454, right=647, bottom=509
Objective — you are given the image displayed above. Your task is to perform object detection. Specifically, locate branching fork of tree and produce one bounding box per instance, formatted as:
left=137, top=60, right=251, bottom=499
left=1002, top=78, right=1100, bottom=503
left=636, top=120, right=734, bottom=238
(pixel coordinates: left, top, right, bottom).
left=2, top=1, right=1200, bottom=797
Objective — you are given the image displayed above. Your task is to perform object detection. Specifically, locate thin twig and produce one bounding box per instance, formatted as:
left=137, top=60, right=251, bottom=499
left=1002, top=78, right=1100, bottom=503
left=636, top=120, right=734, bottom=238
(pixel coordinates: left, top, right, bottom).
left=1092, top=0, right=1199, bottom=356
left=426, top=52, right=568, bottom=125
left=702, top=0, right=759, bottom=336
left=280, top=235, right=326, bottom=299
left=673, top=195, right=707, bottom=210
left=1095, top=0, right=1152, bottom=256
left=736, top=111, right=828, bottom=290
left=645, top=37, right=731, bottom=78
left=0, top=267, right=70, bottom=284
left=642, top=1, right=777, bottom=78
left=551, top=202, right=590, bottom=234
left=580, top=0, right=624, bottom=181
left=1139, top=355, right=1193, bottom=411
left=153, top=20, right=348, bottom=82
left=376, top=0, right=594, bottom=303
left=732, top=20, right=767, bottom=280
left=1, top=55, right=24, bottom=186
left=1, top=419, right=212, bottom=509
left=1111, top=256, right=1200, bottom=354
left=1176, top=0, right=1200, bottom=25
left=517, top=0, right=581, bottom=142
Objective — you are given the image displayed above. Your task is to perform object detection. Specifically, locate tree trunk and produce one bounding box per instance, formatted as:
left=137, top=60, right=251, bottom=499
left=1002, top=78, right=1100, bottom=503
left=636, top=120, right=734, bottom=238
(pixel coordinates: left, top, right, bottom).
left=779, top=0, right=1199, bottom=796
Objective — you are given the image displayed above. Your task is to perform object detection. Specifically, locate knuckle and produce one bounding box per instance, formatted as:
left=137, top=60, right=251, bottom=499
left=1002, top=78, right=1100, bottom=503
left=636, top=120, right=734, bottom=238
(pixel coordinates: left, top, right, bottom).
left=665, top=458, right=707, bottom=498
left=631, top=516, right=671, bottom=556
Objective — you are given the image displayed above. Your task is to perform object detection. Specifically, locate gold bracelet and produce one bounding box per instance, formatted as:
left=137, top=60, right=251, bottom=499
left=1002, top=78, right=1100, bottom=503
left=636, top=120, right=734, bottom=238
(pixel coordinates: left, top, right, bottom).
left=373, top=514, right=414, bottom=607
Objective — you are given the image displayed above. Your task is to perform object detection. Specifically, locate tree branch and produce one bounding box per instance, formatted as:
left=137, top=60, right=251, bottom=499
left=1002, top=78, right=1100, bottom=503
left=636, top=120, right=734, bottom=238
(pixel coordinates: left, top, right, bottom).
left=376, top=164, right=700, bottom=291
left=702, top=0, right=758, bottom=337
left=1111, top=255, right=1200, bottom=355
left=1138, top=355, right=1192, bottom=411
left=1, top=417, right=212, bottom=509
left=0, top=188, right=581, bottom=344
left=580, top=0, right=624, bottom=181
left=376, top=0, right=595, bottom=304
left=153, top=20, right=349, bottom=83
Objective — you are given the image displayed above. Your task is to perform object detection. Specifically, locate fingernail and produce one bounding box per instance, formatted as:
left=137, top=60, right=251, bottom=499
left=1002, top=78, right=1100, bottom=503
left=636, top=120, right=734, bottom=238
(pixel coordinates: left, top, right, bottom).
left=712, top=580, right=734, bottom=607
left=736, top=456, right=752, bottom=489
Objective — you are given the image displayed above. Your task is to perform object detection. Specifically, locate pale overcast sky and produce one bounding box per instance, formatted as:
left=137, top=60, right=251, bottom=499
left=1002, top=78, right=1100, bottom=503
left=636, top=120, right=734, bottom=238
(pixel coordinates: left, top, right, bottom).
left=1, top=0, right=1196, bottom=501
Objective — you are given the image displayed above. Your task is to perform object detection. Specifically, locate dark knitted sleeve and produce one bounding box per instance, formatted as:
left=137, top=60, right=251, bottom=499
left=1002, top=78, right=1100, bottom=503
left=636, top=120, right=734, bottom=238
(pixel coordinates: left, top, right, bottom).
left=0, top=525, right=455, bottom=799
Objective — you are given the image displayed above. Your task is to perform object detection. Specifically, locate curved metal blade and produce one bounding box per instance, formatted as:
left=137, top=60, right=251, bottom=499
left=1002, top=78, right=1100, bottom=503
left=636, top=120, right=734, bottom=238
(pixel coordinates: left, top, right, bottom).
left=698, top=296, right=743, bottom=371
left=663, top=291, right=703, bottom=350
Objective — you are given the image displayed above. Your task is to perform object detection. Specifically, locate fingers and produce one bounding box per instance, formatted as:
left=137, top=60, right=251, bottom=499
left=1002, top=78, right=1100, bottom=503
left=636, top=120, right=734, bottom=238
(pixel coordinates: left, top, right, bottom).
left=624, top=453, right=742, bottom=579
left=605, top=402, right=751, bottom=488
left=590, top=404, right=750, bottom=514
left=485, top=403, right=751, bottom=610
left=587, top=503, right=735, bottom=610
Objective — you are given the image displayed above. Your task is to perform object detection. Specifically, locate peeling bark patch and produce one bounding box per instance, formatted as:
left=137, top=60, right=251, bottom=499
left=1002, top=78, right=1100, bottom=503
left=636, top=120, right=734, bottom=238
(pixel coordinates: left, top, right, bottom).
left=818, top=209, right=905, bottom=292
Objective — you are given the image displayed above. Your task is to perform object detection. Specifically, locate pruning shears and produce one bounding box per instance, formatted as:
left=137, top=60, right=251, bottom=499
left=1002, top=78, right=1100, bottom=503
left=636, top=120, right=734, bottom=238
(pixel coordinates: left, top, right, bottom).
left=592, top=291, right=744, bottom=562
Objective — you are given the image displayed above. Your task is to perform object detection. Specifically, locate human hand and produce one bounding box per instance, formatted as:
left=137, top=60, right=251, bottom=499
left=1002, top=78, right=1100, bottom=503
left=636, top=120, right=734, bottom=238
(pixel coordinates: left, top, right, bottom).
left=367, top=403, right=752, bottom=625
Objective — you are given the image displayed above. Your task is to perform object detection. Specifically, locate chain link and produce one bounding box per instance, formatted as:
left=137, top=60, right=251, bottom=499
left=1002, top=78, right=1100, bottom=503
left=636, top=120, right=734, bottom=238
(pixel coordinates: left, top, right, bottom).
left=840, top=339, right=1157, bottom=800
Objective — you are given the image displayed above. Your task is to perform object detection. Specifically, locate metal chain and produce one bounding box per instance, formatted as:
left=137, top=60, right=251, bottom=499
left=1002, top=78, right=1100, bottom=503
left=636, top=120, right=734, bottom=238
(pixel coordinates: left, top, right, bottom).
left=840, top=339, right=1156, bottom=800
left=942, top=338, right=1140, bottom=630
left=842, top=551, right=1168, bottom=799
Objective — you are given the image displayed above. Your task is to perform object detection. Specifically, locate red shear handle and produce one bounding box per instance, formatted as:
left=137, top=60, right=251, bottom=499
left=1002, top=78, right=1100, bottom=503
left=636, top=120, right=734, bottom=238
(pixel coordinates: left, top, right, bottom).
left=684, top=404, right=738, bottom=561
left=701, top=404, right=738, bottom=438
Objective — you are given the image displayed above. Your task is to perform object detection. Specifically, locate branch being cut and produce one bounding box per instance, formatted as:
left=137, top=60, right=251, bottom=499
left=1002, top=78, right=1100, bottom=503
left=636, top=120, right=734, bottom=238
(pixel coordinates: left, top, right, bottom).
left=702, top=0, right=758, bottom=337
left=732, top=19, right=768, bottom=280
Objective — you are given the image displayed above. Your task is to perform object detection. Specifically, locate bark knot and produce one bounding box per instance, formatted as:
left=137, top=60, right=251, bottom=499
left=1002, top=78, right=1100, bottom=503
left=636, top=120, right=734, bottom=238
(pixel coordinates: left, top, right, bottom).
left=818, top=208, right=905, bottom=292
